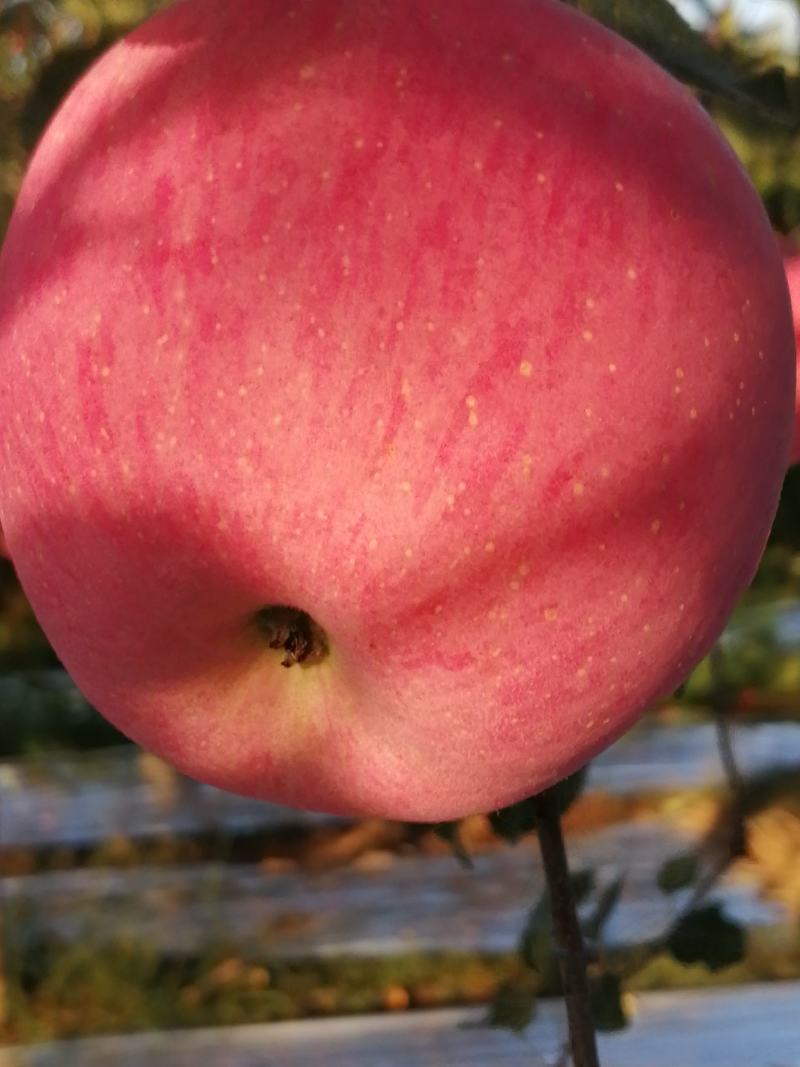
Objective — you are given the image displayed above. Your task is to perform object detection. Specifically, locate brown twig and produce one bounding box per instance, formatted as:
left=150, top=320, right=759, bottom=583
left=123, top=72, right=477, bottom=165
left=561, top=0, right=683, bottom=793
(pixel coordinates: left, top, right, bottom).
left=612, top=642, right=748, bottom=976
left=533, top=787, right=601, bottom=1067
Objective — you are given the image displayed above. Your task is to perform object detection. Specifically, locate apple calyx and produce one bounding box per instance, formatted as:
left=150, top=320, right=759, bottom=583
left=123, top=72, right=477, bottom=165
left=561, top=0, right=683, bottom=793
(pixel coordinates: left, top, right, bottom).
left=254, top=605, right=329, bottom=668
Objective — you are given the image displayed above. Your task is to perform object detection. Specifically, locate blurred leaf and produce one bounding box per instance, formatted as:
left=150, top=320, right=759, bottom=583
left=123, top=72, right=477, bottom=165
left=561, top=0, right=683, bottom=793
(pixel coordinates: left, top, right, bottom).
left=582, top=876, right=624, bottom=941
left=565, top=0, right=799, bottom=125
left=488, top=798, right=539, bottom=844
left=550, top=765, right=590, bottom=816
left=489, top=767, right=588, bottom=845
left=480, top=977, right=537, bottom=1034
left=431, top=821, right=473, bottom=870
left=657, top=853, right=699, bottom=895
left=667, top=904, right=746, bottom=971
left=520, top=872, right=593, bottom=978
left=519, top=888, right=554, bottom=976
left=589, top=971, right=629, bottom=1031
left=570, top=868, right=596, bottom=905
left=740, top=766, right=800, bottom=819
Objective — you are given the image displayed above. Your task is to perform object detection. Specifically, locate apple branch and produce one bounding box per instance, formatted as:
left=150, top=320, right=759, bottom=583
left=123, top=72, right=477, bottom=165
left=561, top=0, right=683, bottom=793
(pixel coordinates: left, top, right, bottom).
left=533, top=787, right=601, bottom=1067
left=608, top=642, right=748, bottom=980
left=656, top=646, right=747, bottom=925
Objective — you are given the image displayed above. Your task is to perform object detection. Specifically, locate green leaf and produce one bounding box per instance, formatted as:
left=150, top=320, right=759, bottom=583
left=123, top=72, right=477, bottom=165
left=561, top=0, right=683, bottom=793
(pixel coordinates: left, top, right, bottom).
left=549, top=766, right=590, bottom=818
left=667, top=904, right=746, bottom=971
left=657, top=853, right=699, bottom=895
left=519, top=872, right=593, bottom=979
left=564, top=0, right=800, bottom=125
left=582, top=876, right=624, bottom=941
left=590, top=971, right=629, bottom=1032
left=519, top=889, right=555, bottom=976
left=481, top=977, right=537, bottom=1034
left=489, top=767, right=589, bottom=845
left=488, top=798, right=539, bottom=844
left=570, top=868, right=596, bottom=906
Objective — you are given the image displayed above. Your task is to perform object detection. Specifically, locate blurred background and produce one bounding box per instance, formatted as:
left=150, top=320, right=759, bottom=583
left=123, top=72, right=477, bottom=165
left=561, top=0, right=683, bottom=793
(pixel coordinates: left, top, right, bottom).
left=1, top=1, right=800, bottom=1062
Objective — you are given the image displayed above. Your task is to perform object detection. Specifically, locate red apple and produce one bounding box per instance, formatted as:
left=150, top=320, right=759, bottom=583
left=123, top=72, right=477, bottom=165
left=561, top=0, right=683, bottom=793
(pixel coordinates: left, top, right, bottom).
left=0, top=0, right=793, bottom=820
left=781, top=239, right=800, bottom=464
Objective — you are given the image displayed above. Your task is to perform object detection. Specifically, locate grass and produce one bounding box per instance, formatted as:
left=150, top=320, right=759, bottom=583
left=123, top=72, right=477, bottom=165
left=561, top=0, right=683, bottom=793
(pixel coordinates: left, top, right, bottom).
left=3, top=927, right=800, bottom=1045
left=2, top=945, right=521, bottom=1043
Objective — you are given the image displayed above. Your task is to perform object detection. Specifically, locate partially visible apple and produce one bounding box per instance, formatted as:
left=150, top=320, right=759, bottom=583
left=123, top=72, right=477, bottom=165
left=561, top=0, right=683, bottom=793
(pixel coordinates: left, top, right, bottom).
left=781, top=238, right=800, bottom=464
left=0, top=0, right=794, bottom=820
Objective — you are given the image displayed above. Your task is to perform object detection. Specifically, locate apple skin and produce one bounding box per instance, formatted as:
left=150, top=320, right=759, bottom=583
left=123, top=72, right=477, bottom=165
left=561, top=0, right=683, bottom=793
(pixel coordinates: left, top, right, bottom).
left=782, top=246, right=800, bottom=464
left=0, top=0, right=794, bottom=821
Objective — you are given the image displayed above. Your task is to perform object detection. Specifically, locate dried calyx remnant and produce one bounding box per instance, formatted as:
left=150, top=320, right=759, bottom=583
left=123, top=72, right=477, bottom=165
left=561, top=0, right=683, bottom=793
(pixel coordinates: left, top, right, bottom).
left=254, top=605, right=329, bottom=668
